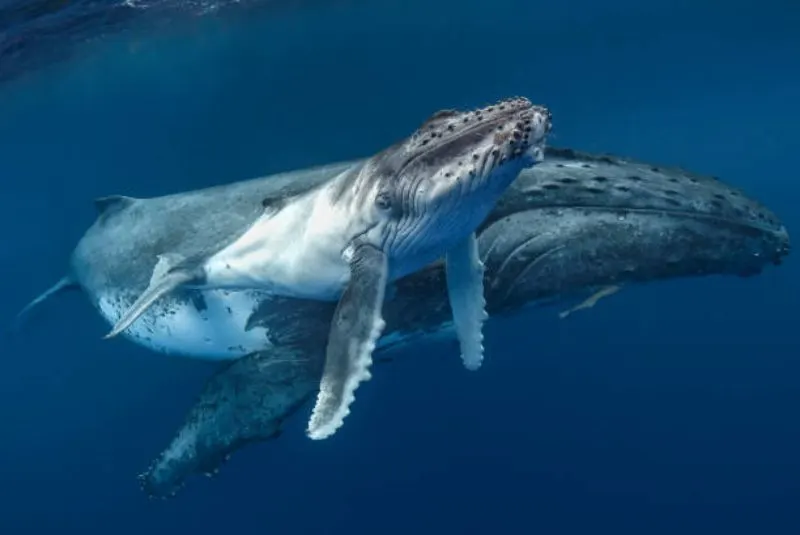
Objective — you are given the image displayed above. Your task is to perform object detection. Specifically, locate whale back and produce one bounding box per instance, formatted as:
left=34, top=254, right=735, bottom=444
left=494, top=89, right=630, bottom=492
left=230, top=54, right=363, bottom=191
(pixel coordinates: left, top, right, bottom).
left=40, top=160, right=360, bottom=358
left=72, top=160, right=362, bottom=295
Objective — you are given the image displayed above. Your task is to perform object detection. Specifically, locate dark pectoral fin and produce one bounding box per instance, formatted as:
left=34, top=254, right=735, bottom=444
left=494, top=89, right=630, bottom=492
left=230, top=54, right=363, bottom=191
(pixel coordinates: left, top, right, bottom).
left=306, top=243, right=388, bottom=440
left=139, top=348, right=322, bottom=499
left=104, top=256, right=201, bottom=339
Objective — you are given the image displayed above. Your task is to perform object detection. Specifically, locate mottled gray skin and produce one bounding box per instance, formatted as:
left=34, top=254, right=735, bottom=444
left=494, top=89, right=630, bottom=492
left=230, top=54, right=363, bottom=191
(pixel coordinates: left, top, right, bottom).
left=76, top=162, right=351, bottom=313
left=139, top=147, right=790, bottom=498
left=69, top=97, right=550, bottom=367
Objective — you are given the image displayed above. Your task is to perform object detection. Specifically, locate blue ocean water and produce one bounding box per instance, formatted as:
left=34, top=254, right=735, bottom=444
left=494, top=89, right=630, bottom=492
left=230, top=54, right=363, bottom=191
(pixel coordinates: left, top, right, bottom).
left=0, top=0, right=799, bottom=532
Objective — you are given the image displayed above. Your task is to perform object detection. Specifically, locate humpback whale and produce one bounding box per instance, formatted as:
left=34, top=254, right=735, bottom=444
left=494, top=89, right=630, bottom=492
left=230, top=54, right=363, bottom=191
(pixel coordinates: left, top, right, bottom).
left=15, top=147, right=790, bottom=498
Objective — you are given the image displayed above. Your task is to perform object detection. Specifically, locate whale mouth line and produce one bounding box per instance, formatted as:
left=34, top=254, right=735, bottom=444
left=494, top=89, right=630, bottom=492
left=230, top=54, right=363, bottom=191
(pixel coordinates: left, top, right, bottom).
left=534, top=203, right=785, bottom=237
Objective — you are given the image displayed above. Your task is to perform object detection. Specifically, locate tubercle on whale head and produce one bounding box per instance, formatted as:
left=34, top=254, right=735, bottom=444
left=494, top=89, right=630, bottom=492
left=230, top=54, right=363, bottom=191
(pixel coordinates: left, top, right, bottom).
left=377, top=157, right=791, bottom=338
left=351, top=96, right=552, bottom=268
left=395, top=96, right=552, bottom=201
left=405, top=96, right=551, bottom=162
left=472, top=150, right=792, bottom=311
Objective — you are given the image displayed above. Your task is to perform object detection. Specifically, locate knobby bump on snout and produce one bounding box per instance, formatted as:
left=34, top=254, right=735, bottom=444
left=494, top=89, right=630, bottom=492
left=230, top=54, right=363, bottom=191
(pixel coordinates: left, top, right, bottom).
left=100, top=96, right=552, bottom=442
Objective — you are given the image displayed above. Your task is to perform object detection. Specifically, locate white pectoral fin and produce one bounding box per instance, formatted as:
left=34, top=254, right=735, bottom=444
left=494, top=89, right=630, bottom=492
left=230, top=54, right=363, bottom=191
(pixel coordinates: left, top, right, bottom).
left=446, top=232, right=488, bottom=371
left=306, top=243, right=388, bottom=440
left=104, top=254, right=200, bottom=339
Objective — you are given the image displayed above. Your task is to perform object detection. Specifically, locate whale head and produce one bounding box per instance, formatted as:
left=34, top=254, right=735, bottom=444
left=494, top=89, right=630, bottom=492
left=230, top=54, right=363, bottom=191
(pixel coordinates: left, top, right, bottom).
left=331, top=96, right=551, bottom=279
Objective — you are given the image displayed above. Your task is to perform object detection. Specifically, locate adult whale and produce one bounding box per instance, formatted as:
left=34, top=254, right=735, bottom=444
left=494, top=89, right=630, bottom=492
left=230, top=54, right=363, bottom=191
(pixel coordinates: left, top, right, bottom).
left=142, top=148, right=790, bottom=498
left=15, top=147, right=790, bottom=498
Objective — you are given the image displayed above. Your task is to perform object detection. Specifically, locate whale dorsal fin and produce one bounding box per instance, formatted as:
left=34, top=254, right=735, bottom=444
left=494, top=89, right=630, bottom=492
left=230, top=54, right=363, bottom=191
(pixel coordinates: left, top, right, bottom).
left=93, top=195, right=136, bottom=216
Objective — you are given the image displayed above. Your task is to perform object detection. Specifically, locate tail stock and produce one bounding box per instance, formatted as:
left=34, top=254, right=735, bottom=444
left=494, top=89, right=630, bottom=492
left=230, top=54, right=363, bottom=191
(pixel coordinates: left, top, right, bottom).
left=10, top=275, right=78, bottom=333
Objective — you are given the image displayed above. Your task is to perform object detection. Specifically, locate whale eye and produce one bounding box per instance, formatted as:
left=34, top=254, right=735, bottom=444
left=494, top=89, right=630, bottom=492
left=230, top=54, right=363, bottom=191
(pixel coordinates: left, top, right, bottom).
left=375, top=191, right=393, bottom=212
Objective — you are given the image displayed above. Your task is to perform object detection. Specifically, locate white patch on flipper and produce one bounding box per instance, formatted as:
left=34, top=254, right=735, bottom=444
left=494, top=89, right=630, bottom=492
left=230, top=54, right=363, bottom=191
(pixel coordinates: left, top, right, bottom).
left=445, top=232, right=488, bottom=370
left=306, top=244, right=388, bottom=441
left=306, top=314, right=385, bottom=440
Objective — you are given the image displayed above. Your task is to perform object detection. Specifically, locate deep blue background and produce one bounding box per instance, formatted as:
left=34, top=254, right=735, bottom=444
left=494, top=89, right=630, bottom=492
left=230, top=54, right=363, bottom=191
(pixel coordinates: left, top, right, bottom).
left=1, top=0, right=799, bottom=533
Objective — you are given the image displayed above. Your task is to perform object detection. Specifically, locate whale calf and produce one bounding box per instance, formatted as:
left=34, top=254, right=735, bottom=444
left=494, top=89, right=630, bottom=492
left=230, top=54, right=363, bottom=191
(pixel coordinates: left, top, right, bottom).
left=15, top=147, right=790, bottom=498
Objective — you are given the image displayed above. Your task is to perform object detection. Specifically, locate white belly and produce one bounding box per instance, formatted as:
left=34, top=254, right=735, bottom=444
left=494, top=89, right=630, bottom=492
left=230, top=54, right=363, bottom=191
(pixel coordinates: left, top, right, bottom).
left=92, top=288, right=455, bottom=362
left=204, top=188, right=355, bottom=301
left=95, top=289, right=272, bottom=360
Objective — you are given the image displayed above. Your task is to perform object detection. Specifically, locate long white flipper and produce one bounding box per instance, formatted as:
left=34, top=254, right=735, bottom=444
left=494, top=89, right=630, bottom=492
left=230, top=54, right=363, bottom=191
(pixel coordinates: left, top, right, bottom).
left=445, top=232, right=488, bottom=371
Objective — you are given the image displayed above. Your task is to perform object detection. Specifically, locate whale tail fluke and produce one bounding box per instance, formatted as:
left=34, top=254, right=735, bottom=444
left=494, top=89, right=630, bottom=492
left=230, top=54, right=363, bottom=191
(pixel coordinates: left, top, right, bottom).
left=10, top=275, right=79, bottom=333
